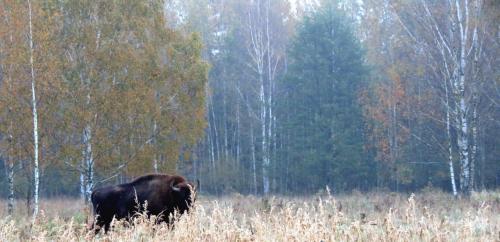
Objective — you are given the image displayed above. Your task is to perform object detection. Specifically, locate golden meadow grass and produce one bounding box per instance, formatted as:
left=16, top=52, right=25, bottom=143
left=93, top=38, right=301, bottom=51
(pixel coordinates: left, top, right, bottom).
left=1, top=190, right=499, bottom=241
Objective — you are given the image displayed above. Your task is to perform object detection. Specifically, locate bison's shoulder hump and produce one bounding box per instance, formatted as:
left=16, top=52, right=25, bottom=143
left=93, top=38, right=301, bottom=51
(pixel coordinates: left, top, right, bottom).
left=170, top=175, right=187, bottom=184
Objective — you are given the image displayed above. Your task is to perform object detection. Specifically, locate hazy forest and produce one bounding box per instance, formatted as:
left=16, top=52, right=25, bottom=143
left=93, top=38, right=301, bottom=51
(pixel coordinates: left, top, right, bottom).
left=0, top=0, right=499, bottom=217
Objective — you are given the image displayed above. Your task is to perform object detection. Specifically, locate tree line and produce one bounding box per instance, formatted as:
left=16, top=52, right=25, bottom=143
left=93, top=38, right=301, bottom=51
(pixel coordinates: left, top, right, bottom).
left=0, top=0, right=208, bottom=216
left=0, top=0, right=498, bottom=217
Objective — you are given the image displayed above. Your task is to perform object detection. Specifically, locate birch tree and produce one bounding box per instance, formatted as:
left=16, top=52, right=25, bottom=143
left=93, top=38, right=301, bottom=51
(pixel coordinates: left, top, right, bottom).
left=390, top=0, right=485, bottom=195
left=0, top=0, right=63, bottom=213
left=27, top=0, right=40, bottom=219
left=357, top=0, right=499, bottom=194
left=245, top=0, right=290, bottom=194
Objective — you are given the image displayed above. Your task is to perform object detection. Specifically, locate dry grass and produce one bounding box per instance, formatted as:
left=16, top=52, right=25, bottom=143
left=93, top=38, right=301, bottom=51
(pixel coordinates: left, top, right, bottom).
left=1, top=189, right=499, bottom=241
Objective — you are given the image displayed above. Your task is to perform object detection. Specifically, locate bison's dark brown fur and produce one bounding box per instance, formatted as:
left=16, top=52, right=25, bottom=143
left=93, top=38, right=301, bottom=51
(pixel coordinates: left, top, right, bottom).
left=90, top=174, right=197, bottom=233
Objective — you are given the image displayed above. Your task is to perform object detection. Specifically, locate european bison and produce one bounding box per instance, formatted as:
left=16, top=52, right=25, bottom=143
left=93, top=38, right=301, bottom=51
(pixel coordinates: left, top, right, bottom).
left=90, top=174, right=197, bottom=233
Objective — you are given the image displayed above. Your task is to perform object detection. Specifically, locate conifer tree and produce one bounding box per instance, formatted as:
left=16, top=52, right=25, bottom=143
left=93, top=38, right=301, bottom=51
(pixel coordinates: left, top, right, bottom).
left=277, top=3, right=372, bottom=192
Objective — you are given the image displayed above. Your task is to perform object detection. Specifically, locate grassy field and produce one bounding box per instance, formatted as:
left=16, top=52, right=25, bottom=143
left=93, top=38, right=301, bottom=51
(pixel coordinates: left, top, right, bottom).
left=0, top=189, right=499, bottom=241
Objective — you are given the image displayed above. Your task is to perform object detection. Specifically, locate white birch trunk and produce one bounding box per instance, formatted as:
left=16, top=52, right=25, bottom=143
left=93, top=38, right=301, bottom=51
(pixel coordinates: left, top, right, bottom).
left=78, top=96, right=92, bottom=202
left=153, top=120, right=158, bottom=173
left=28, top=0, right=40, bottom=219
left=457, top=92, right=470, bottom=194
left=265, top=0, right=274, bottom=194
left=249, top=107, right=258, bottom=195
left=455, top=0, right=471, bottom=195
left=82, top=125, right=94, bottom=203
left=445, top=81, right=458, bottom=196
left=80, top=160, right=85, bottom=199
left=210, top=95, right=220, bottom=162
left=6, top=156, right=14, bottom=215
left=208, top=104, right=217, bottom=193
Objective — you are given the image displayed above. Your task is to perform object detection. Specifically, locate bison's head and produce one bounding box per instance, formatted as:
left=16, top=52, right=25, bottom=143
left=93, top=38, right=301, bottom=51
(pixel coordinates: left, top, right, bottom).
left=170, top=179, right=198, bottom=212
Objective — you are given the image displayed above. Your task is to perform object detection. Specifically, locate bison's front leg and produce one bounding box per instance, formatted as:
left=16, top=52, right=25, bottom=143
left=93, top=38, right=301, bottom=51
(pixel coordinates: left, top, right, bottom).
left=89, top=215, right=109, bottom=234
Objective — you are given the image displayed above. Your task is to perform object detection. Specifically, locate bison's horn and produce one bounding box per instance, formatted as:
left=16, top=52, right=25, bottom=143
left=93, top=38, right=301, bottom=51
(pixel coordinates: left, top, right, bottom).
left=171, top=180, right=181, bottom=192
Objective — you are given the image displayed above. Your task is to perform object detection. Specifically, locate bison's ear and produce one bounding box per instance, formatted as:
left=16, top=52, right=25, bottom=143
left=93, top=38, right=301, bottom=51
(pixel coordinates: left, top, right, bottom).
left=170, top=180, right=181, bottom=192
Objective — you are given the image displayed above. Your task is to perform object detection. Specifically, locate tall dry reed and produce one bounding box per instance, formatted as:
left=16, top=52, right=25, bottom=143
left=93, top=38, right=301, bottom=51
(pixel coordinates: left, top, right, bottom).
left=1, top=190, right=498, bottom=241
